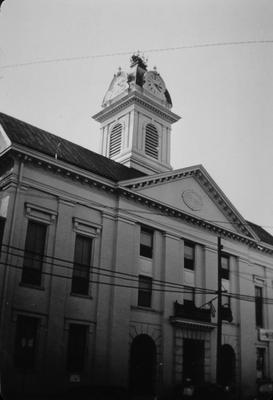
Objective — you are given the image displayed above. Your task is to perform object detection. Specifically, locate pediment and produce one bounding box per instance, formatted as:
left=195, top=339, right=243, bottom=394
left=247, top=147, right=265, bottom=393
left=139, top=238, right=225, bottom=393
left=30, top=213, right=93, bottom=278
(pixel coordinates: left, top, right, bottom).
left=120, top=165, right=256, bottom=238
left=0, top=123, right=11, bottom=154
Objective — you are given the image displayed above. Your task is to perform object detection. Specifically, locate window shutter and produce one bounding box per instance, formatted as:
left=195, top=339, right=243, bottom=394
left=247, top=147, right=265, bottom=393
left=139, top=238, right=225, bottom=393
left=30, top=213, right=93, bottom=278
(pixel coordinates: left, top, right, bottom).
left=145, top=124, right=158, bottom=159
left=109, top=123, right=122, bottom=157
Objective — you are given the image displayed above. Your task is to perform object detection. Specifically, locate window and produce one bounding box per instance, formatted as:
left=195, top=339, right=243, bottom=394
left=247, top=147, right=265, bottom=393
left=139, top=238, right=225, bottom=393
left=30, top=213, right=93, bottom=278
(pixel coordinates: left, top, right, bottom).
left=140, top=227, right=153, bottom=259
left=67, top=324, right=87, bottom=372
left=71, top=234, right=92, bottom=295
left=256, top=347, right=265, bottom=380
left=184, top=286, right=195, bottom=308
left=138, top=275, right=152, bottom=307
left=0, top=217, right=5, bottom=255
left=183, top=338, right=205, bottom=385
left=184, top=242, right=195, bottom=270
left=255, top=286, right=263, bottom=327
left=109, top=123, right=122, bottom=157
left=22, top=221, right=47, bottom=286
left=14, top=315, right=38, bottom=369
left=145, top=124, right=159, bottom=159
left=221, top=255, right=230, bottom=307
left=221, top=255, right=230, bottom=280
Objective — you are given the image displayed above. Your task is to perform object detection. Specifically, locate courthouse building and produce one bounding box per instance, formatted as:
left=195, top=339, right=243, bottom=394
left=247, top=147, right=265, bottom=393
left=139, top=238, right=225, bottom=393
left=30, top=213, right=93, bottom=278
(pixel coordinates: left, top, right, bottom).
left=0, top=55, right=273, bottom=399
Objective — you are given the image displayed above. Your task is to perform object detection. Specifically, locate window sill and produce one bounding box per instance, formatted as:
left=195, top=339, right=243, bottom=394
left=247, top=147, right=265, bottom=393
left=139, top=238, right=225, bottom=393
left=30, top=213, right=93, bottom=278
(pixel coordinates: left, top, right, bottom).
left=139, top=255, right=153, bottom=261
left=70, top=292, right=93, bottom=300
left=19, top=282, right=45, bottom=291
left=131, top=305, right=162, bottom=314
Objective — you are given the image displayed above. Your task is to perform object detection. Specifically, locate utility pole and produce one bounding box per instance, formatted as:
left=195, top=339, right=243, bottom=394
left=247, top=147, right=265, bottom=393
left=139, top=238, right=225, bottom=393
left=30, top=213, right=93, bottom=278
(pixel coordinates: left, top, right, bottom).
left=216, top=236, right=223, bottom=386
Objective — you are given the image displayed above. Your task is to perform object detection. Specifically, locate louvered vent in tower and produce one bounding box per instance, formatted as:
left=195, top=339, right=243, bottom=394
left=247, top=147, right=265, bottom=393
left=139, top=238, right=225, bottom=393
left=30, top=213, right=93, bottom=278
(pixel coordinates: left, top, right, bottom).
left=145, top=124, right=158, bottom=159
left=109, top=123, right=122, bottom=157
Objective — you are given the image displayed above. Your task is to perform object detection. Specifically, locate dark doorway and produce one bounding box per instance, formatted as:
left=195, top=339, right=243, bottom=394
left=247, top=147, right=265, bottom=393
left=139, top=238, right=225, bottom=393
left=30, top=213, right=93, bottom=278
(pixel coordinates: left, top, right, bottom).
left=129, top=334, right=157, bottom=395
left=220, top=344, right=236, bottom=387
left=183, top=338, right=205, bottom=385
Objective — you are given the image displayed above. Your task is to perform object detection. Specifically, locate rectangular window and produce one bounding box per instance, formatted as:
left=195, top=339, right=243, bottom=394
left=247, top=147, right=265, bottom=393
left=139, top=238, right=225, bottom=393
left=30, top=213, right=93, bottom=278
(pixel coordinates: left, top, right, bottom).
left=255, top=286, right=263, bottom=327
left=140, top=227, right=153, bottom=259
left=221, top=255, right=230, bottom=280
left=67, top=324, right=87, bottom=372
left=22, top=221, right=47, bottom=286
left=184, top=286, right=195, bottom=308
left=183, top=338, right=205, bottom=385
left=184, top=242, right=195, bottom=270
left=71, top=234, right=92, bottom=295
left=138, top=275, right=152, bottom=307
left=14, top=315, right=38, bottom=369
left=0, top=217, right=5, bottom=255
left=256, top=347, right=265, bottom=380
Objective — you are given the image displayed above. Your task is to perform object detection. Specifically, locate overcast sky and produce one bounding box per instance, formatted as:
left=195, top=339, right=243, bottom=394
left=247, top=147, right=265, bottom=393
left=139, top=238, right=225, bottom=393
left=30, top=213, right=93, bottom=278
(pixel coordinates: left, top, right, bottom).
left=1, top=0, right=273, bottom=234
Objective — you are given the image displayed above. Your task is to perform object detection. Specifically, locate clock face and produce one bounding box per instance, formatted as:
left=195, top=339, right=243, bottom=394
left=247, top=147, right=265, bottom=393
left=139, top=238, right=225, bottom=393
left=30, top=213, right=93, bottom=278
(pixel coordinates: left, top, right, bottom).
left=111, top=74, right=128, bottom=97
left=144, top=71, right=166, bottom=98
left=103, top=72, right=128, bottom=103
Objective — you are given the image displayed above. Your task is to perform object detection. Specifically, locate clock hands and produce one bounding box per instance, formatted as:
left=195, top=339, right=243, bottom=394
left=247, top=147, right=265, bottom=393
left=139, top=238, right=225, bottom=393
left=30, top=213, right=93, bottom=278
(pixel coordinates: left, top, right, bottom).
left=154, top=82, right=163, bottom=92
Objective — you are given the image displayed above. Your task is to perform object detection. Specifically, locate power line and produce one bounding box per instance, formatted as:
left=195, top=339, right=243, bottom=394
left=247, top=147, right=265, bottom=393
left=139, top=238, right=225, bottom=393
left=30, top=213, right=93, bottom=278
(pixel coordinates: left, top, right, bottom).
left=1, top=244, right=273, bottom=304
left=5, top=242, right=273, bottom=295
left=1, top=39, right=273, bottom=70
left=0, top=244, right=214, bottom=295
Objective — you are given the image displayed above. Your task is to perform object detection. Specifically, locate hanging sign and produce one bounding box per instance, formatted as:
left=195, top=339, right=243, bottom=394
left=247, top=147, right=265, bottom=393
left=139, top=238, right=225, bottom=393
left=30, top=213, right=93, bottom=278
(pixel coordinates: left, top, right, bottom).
left=259, top=329, right=273, bottom=341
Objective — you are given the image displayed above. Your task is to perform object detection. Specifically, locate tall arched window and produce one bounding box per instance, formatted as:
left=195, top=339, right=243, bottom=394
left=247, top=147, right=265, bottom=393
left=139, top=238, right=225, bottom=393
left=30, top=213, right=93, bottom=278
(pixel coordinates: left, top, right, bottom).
left=145, top=124, right=159, bottom=159
left=109, top=123, right=122, bottom=157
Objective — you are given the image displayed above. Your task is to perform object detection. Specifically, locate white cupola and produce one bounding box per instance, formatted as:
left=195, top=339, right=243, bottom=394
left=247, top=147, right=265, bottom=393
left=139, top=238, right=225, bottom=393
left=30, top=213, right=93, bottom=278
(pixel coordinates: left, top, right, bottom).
left=92, top=55, right=180, bottom=175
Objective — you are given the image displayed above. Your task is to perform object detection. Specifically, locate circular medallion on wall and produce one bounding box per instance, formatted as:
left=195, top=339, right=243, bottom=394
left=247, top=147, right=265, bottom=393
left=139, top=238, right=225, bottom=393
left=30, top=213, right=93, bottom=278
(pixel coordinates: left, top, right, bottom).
left=181, top=190, right=203, bottom=211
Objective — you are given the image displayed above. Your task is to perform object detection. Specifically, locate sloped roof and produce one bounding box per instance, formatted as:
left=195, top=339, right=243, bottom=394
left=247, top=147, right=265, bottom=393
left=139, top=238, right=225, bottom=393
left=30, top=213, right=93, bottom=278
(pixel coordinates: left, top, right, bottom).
left=0, top=112, right=145, bottom=182
left=247, top=221, right=273, bottom=246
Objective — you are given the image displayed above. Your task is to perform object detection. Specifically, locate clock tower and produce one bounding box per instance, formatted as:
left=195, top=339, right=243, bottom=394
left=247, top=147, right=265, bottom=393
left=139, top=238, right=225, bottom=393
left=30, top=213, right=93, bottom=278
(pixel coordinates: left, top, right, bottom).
left=92, top=55, right=180, bottom=175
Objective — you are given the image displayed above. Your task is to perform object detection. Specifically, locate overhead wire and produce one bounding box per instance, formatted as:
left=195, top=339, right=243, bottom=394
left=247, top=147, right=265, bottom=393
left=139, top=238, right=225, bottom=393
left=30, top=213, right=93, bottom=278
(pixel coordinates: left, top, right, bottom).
left=0, top=244, right=215, bottom=295
left=1, top=243, right=273, bottom=304
left=1, top=40, right=273, bottom=70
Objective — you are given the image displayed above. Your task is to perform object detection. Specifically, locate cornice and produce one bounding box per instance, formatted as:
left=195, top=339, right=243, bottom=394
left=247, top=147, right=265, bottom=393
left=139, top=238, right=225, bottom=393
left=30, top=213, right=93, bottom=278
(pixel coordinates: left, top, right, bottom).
left=2, top=147, right=273, bottom=255
left=169, top=316, right=216, bottom=331
left=9, top=146, right=117, bottom=194
left=117, top=186, right=273, bottom=255
left=92, top=91, right=180, bottom=124
left=121, top=165, right=255, bottom=240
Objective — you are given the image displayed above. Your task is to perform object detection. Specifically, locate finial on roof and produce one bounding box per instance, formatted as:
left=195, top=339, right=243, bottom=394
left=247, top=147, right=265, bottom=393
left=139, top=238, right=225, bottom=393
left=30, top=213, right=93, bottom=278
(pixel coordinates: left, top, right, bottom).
left=55, top=142, right=62, bottom=160
left=130, top=53, right=148, bottom=70
left=153, top=66, right=157, bottom=72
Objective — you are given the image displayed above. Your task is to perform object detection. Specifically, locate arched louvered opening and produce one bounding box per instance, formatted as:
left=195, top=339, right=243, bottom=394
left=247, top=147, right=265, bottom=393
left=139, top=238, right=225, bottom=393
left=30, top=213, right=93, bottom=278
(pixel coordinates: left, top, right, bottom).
left=109, top=123, right=122, bottom=157
left=145, top=124, right=159, bottom=159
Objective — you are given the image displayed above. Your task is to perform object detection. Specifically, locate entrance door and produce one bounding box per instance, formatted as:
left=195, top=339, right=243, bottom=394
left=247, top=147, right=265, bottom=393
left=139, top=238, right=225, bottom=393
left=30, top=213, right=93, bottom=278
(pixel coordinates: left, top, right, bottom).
left=183, top=338, right=205, bottom=385
left=129, top=334, right=156, bottom=395
left=220, top=344, right=236, bottom=387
